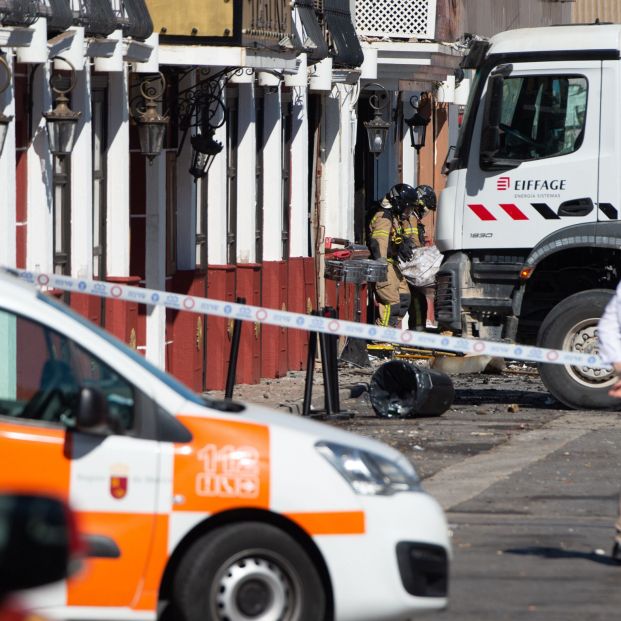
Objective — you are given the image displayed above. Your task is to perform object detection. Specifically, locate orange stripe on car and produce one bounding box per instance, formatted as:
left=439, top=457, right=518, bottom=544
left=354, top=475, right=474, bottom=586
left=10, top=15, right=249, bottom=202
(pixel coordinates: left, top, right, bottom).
left=285, top=511, right=366, bottom=535
left=0, top=422, right=69, bottom=500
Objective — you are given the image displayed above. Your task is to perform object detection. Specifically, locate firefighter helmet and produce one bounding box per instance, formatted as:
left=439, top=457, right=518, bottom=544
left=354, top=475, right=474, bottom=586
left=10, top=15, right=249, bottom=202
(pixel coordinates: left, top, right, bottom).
left=387, top=183, right=418, bottom=215
left=414, top=184, right=437, bottom=215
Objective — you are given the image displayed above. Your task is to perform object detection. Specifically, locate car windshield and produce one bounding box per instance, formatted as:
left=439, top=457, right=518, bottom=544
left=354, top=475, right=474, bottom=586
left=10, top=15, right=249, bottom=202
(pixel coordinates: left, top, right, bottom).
left=38, top=292, right=206, bottom=406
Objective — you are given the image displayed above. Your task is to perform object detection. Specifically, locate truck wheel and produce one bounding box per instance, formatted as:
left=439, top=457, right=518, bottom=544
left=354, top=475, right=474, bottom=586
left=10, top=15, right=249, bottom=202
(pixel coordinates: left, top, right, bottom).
left=537, top=289, right=618, bottom=409
left=172, top=522, right=326, bottom=621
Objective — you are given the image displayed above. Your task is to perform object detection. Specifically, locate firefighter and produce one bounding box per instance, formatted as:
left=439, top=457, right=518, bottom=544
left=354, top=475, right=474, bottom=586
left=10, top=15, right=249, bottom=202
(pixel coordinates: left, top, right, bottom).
left=368, top=183, right=420, bottom=328
left=404, top=185, right=437, bottom=331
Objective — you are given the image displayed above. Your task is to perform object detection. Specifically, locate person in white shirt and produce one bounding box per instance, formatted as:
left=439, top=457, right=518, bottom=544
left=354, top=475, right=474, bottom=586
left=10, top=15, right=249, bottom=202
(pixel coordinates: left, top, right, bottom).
left=596, top=284, right=621, bottom=561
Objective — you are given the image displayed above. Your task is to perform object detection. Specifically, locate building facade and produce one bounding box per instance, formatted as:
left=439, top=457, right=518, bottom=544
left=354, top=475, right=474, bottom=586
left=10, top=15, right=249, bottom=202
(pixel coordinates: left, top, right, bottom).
left=0, top=0, right=574, bottom=391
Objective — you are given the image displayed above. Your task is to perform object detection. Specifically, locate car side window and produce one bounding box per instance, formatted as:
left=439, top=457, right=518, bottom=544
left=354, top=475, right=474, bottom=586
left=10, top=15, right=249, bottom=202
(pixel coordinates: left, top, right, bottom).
left=0, top=308, right=134, bottom=432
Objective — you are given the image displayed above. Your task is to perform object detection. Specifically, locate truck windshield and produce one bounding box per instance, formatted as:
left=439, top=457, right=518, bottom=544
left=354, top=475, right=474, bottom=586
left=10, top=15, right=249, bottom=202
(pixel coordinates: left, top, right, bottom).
left=453, top=67, right=484, bottom=163
left=495, top=74, right=587, bottom=161
left=37, top=292, right=206, bottom=406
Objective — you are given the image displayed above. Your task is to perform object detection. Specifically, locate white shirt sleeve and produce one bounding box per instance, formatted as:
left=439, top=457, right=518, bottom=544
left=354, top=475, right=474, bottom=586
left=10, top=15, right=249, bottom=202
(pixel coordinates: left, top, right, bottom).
left=597, top=283, right=621, bottom=364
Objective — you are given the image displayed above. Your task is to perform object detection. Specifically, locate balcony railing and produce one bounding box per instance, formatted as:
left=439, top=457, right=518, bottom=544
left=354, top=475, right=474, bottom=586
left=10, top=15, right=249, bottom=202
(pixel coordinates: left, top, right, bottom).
left=355, top=0, right=436, bottom=40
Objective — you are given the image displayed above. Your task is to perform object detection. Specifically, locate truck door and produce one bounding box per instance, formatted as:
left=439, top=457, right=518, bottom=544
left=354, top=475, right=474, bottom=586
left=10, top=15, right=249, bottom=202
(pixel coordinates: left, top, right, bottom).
left=462, top=61, right=600, bottom=250
left=0, top=308, right=160, bottom=612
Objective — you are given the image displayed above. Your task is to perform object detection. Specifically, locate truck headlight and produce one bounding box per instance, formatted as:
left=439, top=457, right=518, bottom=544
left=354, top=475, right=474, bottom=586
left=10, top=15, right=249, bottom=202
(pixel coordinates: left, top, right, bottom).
left=316, top=441, right=421, bottom=496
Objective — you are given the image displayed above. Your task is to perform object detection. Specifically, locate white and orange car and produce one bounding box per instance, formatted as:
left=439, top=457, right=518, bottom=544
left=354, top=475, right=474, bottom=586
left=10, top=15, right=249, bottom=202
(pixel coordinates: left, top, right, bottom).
left=0, top=271, right=450, bottom=621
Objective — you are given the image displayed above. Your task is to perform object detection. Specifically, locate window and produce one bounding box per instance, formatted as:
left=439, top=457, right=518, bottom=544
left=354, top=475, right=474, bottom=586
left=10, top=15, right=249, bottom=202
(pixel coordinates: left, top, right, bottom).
left=494, top=74, right=587, bottom=161
left=166, top=151, right=177, bottom=275
left=0, top=309, right=134, bottom=432
left=92, top=83, right=108, bottom=280
left=52, top=155, right=71, bottom=276
left=226, top=90, right=238, bottom=265
left=196, top=176, right=208, bottom=269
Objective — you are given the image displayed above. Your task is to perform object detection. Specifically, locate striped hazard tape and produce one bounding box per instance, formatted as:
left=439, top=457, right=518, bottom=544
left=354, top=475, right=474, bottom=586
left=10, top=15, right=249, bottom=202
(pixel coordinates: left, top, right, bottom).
left=16, top=269, right=610, bottom=370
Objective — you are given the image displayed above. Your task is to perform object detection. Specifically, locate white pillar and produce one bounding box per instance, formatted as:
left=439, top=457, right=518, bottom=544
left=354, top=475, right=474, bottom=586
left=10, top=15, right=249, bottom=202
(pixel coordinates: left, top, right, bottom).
left=106, top=69, right=130, bottom=276
left=70, top=68, right=93, bottom=278
left=322, top=84, right=357, bottom=242
left=207, top=122, right=228, bottom=264
left=176, top=73, right=197, bottom=271
left=0, top=52, right=16, bottom=268
left=262, top=85, right=283, bottom=261
left=145, top=155, right=166, bottom=368
left=402, top=91, right=419, bottom=188
left=27, top=63, right=54, bottom=272
left=289, top=81, right=309, bottom=257
left=236, top=82, right=256, bottom=263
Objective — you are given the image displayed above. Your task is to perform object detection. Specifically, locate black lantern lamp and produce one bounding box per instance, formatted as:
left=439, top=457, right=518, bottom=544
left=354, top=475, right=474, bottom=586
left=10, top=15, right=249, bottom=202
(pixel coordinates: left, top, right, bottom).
left=0, top=55, right=13, bottom=157
left=135, top=73, right=168, bottom=162
left=176, top=67, right=232, bottom=179
left=405, top=94, right=430, bottom=152
left=363, top=84, right=391, bottom=157
left=189, top=129, right=223, bottom=180
left=44, top=58, right=81, bottom=157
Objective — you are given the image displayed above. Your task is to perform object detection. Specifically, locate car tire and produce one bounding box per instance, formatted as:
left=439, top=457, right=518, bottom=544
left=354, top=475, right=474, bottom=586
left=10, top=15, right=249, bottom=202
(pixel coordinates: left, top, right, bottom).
left=172, top=522, right=326, bottom=621
left=537, top=289, right=619, bottom=410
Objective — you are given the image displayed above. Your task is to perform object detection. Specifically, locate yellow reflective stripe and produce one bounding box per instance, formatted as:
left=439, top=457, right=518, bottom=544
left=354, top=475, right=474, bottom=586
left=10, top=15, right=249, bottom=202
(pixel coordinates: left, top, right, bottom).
left=382, top=306, right=391, bottom=326
left=403, top=227, right=417, bottom=234
left=371, top=230, right=390, bottom=238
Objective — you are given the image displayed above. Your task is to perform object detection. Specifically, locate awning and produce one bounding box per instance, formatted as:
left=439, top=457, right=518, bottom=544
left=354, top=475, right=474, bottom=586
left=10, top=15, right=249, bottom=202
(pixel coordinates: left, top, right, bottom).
left=72, top=0, right=117, bottom=37
left=37, top=0, right=73, bottom=34
left=117, top=0, right=152, bottom=41
left=0, top=0, right=39, bottom=27
left=294, top=0, right=328, bottom=62
left=323, top=0, right=363, bottom=68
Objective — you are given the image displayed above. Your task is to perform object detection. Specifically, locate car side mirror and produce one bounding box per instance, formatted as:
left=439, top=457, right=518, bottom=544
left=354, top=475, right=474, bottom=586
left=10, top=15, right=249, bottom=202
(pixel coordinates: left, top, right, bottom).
left=75, top=386, right=110, bottom=434
left=0, top=494, right=80, bottom=596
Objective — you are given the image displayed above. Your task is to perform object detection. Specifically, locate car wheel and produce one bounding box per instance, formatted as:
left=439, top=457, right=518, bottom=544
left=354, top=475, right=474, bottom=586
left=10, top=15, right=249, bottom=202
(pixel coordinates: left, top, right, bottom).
left=172, top=522, right=326, bottom=621
left=537, top=289, right=619, bottom=410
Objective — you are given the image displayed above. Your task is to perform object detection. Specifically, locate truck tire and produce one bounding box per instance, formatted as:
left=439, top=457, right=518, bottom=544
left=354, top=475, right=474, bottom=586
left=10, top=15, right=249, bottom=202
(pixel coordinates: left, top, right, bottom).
left=172, top=522, right=326, bottom=621
left=537, top=289, right=618, bottom=410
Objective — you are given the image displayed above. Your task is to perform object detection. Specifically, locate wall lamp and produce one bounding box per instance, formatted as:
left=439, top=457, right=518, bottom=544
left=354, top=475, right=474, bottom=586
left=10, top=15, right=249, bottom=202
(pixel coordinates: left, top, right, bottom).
left=44, top=58, right=81, bottom=157
left=134, top=73, right=169, bottom=162
left=177, top=67, right=234, bottom=180
left=405, top=94, right=430, bottom=152
left=363, top=83, right=392, bottom=157
left=0, top=54, right=13, bottom=157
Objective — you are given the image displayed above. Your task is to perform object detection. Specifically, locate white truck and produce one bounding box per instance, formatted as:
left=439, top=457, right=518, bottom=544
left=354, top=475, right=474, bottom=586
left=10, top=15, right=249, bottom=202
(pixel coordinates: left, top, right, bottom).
left=436, top=23, right=621, bottom=409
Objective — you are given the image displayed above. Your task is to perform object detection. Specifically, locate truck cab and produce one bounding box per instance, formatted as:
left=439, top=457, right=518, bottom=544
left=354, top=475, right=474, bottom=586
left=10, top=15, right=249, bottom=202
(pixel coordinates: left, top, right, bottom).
left=437, top=23, right=621, bottom=409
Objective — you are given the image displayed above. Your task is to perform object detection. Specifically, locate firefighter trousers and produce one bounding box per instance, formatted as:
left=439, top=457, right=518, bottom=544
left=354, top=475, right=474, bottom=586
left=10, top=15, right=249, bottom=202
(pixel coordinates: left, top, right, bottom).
left=374, top=263, right=410, bottom=328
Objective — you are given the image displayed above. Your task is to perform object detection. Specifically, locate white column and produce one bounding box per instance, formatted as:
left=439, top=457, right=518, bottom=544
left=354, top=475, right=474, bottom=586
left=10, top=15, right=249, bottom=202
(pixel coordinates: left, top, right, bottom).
left=106, top=68, right=130, bottom=276
left=402, top=90, right=418, bottom=188
left=27, top=63, right=54, bottom=272
left=175, top=72, right=197, bottom=271
left=322, top=84, right=357, bottom=242
left=236, top=82, right=256, bottom=263
left=207, top=122, right=228, bottom=264
left=70, top=68, right=93, bottom=278
left=0, top=52, right=16, bottom=268
left=262, top=85, right=283, bottom=261
left=289, top=81, right=309, bottom=257
left=145, top=155, right=166, bottom=368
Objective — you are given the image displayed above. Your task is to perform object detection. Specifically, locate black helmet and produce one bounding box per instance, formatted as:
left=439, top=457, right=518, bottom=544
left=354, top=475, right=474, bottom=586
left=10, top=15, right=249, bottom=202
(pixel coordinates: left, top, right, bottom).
left=414, top=185, right=437, bottom=214
left=387, top=183, right=417, bottom=215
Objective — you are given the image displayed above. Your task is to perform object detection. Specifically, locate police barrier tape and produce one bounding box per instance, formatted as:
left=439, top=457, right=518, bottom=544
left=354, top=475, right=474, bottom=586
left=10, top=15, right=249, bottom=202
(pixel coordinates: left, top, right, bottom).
left=17, top=269, right=609, bottom=370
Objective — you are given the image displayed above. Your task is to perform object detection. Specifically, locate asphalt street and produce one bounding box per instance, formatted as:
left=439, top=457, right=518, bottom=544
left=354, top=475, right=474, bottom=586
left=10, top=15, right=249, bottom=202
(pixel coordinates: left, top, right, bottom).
left=215, top=362, right=621, bottom=620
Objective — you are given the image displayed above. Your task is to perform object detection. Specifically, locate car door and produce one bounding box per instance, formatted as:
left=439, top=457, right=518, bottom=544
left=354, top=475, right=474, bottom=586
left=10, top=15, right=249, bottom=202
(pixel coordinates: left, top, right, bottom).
left=0, top=307, right=160, bottom=612
left=462, top=60, right=600, bottom=249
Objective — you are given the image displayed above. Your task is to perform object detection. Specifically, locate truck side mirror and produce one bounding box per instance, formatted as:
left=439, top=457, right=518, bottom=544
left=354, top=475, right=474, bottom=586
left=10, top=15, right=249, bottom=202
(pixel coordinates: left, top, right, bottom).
left=0, top=494, right=81, bottom=595
left=480, top=74, right=504, bottom=161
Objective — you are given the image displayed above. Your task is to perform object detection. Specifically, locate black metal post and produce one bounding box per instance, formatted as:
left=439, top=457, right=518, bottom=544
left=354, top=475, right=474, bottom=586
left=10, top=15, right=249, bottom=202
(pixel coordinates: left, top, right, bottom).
left=319, top=328, right=336, bottom=415
left=225, top=296, right=245, bottom=399
left=302, top=327, right=318, bottom=417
